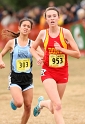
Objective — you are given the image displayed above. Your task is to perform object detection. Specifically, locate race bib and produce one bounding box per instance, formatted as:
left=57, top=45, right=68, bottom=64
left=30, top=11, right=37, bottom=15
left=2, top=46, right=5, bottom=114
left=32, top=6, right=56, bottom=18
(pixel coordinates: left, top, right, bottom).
left=16, top=58, right=30, bottom=72
left=49, top=54, right=65, bottom=67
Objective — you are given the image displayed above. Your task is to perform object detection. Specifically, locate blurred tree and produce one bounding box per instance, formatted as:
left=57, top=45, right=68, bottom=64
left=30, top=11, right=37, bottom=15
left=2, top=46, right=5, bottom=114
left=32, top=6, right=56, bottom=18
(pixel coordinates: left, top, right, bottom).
left=0, top=0, right=81, bottom=11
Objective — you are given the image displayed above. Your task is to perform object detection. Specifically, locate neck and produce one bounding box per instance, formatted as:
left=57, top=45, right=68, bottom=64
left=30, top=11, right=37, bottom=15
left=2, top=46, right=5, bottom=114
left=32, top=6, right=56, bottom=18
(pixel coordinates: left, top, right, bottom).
left=49, top=25, right=59, bottom=33
left=18, top=34, right=28, bottom=42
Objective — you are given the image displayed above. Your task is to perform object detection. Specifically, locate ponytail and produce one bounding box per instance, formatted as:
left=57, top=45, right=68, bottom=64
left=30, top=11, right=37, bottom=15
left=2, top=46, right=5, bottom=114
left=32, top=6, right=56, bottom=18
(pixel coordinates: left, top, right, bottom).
left=1, top=29, right=20, bottom=39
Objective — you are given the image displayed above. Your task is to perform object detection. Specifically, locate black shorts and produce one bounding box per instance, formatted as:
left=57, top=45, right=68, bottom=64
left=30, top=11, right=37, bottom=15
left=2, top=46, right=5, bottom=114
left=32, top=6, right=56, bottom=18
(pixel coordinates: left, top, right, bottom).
left=9, top=71, right=33, bottom=90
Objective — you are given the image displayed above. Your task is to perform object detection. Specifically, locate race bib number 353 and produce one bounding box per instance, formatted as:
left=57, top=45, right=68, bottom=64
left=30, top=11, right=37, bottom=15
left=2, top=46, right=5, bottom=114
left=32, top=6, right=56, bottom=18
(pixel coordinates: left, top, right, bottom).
left=49, top=54, right=65, bottom=67
left=16, top=59, right=30, bottom=72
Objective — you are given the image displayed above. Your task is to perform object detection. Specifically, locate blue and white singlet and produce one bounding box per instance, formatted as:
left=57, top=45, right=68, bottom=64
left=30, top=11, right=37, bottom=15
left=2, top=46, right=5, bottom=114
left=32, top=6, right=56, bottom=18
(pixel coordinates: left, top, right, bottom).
left=10, top=38, right=33, bottom=73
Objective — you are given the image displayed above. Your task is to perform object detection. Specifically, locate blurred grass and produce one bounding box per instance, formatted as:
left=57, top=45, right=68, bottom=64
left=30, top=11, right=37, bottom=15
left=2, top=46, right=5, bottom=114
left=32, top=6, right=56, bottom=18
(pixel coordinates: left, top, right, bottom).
left=0, top=53, right=85, bottom=124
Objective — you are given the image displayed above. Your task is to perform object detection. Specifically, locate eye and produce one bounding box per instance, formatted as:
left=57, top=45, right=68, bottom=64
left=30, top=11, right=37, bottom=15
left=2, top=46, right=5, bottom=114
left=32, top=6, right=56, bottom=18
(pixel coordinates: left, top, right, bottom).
left=27, top=25, right=31, bottom=28
left=48, top=15, right=51, bottom=18
left=53, top=14, right=57, bottom=17
left=22, top=24, right=31, bottom=28
left=23, top=24, right=26, bottom=27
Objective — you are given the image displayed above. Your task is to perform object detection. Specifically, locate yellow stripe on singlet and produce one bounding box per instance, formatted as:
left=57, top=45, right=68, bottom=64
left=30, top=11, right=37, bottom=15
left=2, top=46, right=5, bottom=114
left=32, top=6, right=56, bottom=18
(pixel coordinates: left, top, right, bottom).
left=60, top=27, right=67, bottom=49
left=44, top=29, right=49, bottom=50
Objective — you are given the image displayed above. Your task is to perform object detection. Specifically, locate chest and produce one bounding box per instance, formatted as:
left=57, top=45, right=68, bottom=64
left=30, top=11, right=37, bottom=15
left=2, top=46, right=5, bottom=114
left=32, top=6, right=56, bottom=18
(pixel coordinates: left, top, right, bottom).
left=46, top=35, right=62, bottom=48
left=13, top=45, right=32, bottom=59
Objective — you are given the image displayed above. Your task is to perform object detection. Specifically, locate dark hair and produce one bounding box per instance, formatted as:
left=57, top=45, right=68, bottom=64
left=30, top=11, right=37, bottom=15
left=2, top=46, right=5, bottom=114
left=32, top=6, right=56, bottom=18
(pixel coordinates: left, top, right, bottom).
left=82, top=17, right=85, bottom=20
left=19, top=17, right=33, bottom=29
left=1, top=17, right=33, bottom=39
left=44, top=7, right=59, bottom=18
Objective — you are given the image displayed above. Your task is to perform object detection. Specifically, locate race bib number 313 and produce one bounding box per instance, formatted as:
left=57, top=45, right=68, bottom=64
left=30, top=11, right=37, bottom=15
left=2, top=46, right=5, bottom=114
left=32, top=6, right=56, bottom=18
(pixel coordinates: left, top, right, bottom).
left=16, top=59, right=30, bottom=72
left=49, top=54, right=65, bottom=67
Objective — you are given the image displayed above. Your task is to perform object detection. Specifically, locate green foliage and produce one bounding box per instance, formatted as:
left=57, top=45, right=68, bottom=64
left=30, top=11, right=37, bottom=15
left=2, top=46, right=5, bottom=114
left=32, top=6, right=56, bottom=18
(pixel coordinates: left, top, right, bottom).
left=0, top=0, right=81, bottom=11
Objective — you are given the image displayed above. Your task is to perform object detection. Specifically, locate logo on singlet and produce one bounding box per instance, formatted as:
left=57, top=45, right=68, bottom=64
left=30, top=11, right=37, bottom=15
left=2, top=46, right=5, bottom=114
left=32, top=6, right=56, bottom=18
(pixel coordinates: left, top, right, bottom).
left=41, top=69, right=46, bottom=76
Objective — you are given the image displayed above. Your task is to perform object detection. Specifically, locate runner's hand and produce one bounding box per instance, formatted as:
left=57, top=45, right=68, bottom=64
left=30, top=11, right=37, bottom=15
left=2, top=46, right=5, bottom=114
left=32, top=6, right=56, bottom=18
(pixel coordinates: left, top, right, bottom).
left=0, top=61, right=5, bottom=69
left=54, top=41, right=62, bottom=51
left=37, top=57, right=43, bottom=66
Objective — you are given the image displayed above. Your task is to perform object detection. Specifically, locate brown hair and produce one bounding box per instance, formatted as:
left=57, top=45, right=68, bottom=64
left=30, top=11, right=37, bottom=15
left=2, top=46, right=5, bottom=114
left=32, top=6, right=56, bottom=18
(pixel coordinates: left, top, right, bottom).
left=1, top=17, right=33, bottom=39
left=44, top=7, right=59, bottom=18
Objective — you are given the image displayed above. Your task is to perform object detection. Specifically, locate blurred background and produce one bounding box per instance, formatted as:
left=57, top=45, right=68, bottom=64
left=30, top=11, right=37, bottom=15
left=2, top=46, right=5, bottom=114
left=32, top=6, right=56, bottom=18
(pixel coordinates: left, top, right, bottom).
left=0, top=0, right=85, bottom=56
left=0, top=1, right=85, bottom=124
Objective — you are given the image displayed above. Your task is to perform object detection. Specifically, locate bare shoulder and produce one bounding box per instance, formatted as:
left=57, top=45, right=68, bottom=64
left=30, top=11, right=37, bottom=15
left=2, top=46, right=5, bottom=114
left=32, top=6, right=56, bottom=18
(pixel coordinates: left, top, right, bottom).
left=6, top=39, right=15, bottom=51
left=63, top=28, right=72, bottom=36
left=8, top=39, right=14, bottom=44
left=7, top=39, right=14, bottom=46
left=39, top=29, right=46, bottom=35
left=39, top=29, right=46, bottom=34
left=36, top=29, right=46, bottom=40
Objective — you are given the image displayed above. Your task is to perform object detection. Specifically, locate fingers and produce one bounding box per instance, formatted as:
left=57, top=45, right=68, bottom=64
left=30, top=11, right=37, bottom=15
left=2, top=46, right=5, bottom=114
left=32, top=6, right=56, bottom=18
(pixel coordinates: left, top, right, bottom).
left=54, top=42, right=59, bottom=46
left=37, top=60, right=43, bottom=65
left=37, top=58, right=43, bottom=66
left=0, top=64, right=5, bottom=69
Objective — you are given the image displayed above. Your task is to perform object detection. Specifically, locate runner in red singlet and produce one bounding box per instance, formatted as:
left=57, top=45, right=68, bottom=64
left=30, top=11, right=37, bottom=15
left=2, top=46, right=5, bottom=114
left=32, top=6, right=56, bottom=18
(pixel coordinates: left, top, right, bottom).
left=30, top=7, right=81, bottom=124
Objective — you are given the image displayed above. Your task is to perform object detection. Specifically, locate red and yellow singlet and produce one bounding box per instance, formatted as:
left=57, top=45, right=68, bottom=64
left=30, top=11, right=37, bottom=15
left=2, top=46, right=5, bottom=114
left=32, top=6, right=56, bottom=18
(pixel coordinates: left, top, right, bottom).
left=43, top=27, right=68, bottom=69
left=41, top=27, right=68, bottom=83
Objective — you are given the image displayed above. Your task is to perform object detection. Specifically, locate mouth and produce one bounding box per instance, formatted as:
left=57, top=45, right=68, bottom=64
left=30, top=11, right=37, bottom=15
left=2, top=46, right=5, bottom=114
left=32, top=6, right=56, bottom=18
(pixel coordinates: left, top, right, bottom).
left=51, top=21, right=55, bottom=24
left=24, top=30, right=27, bottom=33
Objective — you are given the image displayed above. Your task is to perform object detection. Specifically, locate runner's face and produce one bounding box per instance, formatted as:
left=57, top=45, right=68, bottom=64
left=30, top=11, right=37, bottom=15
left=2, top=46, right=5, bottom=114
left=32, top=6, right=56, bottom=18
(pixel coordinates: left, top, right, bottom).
left=19, top=21, right=31, bottom=35
left=46, top=10, right=59, bottom=27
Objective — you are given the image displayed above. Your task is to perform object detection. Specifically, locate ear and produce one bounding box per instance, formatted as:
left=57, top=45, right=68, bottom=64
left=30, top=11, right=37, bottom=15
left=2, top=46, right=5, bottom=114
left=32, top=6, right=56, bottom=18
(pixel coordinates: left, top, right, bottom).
left=58, top=15, right=60, bottom=21
left=18, top=26, right=20, bottom=31
left=45, top=19, right=48, bottom=23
